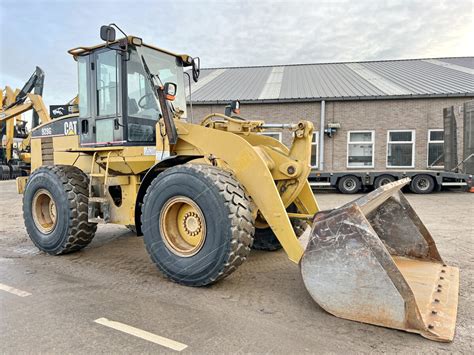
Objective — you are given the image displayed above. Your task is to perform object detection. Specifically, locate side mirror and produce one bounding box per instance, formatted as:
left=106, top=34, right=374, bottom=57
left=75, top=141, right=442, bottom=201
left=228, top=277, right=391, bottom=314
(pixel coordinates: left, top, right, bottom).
left=231, top=100, right=240, bottom=114
left=224, top=100, right=241, bottom=116
left=192, top=57, right=200, bottom=82
left=100, top=25, right=116, bottom=42
left=163, top=82, right=177, bottom=101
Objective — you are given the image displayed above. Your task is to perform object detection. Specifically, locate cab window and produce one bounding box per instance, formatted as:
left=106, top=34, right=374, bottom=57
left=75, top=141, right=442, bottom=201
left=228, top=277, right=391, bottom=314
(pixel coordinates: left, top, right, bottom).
left=126, top=50, right=161, bottom=142
left=77, top=56, right=90, bottom=118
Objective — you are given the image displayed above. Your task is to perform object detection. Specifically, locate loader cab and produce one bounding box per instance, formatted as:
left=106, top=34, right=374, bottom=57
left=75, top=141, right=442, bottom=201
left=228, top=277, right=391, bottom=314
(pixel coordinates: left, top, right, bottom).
left=73, top=38, right=190, bottom=147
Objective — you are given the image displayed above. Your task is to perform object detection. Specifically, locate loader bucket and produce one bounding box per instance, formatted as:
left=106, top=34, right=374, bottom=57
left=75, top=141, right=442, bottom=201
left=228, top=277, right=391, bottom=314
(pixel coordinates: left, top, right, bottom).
left=300, top=178, right=459, bottom=342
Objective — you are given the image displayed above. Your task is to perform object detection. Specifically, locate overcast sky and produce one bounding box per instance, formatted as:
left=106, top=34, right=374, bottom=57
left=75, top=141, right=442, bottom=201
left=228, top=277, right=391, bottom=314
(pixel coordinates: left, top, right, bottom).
left=1, top=0, right=472, bottom=106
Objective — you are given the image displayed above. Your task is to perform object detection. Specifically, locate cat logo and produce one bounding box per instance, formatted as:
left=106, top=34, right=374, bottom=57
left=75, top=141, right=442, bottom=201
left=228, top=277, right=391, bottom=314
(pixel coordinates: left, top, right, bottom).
left=52, top=107, right=64, bottom=116
left=64, top=121, right=78, bottom=135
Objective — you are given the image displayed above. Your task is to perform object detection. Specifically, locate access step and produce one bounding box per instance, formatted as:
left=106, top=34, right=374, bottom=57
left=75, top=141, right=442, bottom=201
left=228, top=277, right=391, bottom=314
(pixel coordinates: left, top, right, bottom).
left=88, top=197, right=109, bottom=203
left=88, top=197, right=110, bottom=223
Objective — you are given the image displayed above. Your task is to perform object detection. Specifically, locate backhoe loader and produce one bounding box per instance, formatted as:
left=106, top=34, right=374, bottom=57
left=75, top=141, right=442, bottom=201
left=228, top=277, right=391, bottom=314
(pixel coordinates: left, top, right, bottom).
left=17, top=25, right=459, bottom=342
left=1, top=67, right=50, bottom=179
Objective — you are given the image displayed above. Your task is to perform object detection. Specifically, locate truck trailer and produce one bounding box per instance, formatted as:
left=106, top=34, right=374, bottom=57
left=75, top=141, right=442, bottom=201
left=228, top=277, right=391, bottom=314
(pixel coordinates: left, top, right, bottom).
left=309, top=169, right=472, bottom=194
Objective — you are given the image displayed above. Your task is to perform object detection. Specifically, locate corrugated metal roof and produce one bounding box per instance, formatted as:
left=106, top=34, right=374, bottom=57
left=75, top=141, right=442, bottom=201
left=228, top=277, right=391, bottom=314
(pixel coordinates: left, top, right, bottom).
left=438, top=57, right=474, bottom=70
left=188, top=57, right=474, bottom=104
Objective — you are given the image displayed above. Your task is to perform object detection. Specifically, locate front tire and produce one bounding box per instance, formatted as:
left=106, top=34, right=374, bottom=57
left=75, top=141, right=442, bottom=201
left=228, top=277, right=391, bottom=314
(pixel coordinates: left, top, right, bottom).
left=23, top=165, right=97, bottom=254
left=141, top=164, right=255, bottom=286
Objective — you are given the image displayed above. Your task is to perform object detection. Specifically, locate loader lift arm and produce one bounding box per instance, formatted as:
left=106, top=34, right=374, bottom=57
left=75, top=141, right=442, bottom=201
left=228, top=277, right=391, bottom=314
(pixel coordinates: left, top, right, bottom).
left=174, top=117, right=319, bottom=262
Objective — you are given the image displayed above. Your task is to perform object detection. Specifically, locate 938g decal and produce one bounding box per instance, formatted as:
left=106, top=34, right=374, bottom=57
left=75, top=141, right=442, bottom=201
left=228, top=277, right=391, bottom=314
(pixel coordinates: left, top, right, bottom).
left=32, top=117, right=79, bottom=138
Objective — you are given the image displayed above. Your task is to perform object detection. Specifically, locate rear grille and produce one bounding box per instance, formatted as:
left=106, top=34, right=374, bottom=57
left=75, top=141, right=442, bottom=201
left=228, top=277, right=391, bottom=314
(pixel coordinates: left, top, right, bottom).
left=41, top=137, right=54, bottom=165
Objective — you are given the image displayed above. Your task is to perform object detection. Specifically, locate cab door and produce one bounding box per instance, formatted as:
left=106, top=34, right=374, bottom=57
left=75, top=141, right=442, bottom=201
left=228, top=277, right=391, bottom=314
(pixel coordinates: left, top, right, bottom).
left=78, top=49, right=124, bottom=147
left=94, top=49, right=124, bottom=145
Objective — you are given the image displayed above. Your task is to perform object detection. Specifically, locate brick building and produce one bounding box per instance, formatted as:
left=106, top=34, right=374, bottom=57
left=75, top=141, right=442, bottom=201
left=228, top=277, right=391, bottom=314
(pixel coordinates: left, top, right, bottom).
left=187, top=57, right=474, bottom=173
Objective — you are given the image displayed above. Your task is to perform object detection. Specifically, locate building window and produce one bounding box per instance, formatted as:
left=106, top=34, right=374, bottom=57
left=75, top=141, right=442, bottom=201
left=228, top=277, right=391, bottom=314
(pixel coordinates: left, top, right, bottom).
left=311, top=132, right=319, bottom=168
left=387, top=130, right=415, bottom=168
left=259, top=132, right=282, bottom=141
left=347, top=131, right=374, bottom=168
left=428, top=129, right=444, bottom=168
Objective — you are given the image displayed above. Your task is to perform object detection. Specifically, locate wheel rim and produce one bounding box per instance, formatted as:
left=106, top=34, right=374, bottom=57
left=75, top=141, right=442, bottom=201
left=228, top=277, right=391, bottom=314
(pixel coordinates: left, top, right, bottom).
left=255, top=211, right=269, bottom=229
left=417, top=178, right=430, bottom=191
left=32, top=189, right=57, bottom=234
left=160, top=196, right=206, bottom=257
left=344, top=179, right=356, bottom=191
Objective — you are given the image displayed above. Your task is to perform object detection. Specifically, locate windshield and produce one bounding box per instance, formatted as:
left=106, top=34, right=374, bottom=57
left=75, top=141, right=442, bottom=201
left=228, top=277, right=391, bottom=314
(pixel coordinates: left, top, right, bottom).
left=137, top=46, right=187, bottom=116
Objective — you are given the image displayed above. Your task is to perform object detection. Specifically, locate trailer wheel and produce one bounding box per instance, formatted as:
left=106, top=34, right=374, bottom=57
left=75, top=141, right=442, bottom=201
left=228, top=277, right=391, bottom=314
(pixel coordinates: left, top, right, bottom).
left=141, top=164, right=255, bottom=286
left=23, top=165, right=97, bottom=254
left=410, top=174, right=435, bottom=194
left=337, top=175, right=361, bottom=194
left=374, top=175, right=395, bottom=189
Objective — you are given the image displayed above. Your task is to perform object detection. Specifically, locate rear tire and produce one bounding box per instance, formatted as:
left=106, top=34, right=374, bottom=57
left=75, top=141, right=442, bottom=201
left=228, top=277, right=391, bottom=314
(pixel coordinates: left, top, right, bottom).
left=373, top=174, right=395, bottom=189
left=337, top=175, right=361, bottom=194
left=141, top=164, right=255, bottom=286
left=23, top=165, right=97, bottom=254
left=410, top=174, right=435, bottom=194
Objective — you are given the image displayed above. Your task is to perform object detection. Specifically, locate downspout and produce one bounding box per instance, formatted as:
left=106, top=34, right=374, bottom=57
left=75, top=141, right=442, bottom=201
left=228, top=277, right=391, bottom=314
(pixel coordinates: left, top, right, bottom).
left=319, top=100, right=325, bottom=171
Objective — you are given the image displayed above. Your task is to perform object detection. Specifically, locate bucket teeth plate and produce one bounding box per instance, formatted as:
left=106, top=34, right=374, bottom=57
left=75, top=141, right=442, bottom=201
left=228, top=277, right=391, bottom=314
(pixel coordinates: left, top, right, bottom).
left=393, top=257, right=459, bottom=341
left=300, top=178, right=459, bottom=342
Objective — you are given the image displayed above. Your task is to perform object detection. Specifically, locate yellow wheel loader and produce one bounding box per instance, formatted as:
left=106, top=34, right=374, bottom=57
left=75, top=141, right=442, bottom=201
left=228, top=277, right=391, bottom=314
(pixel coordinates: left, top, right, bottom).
left=17, top=25, right=459, bottom=342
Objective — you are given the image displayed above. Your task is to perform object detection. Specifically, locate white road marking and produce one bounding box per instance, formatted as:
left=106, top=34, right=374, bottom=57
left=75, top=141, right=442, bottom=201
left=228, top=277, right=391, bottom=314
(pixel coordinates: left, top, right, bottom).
left=94, top=318, right=188, bottom=351
left=0, top=283, right=32, bottom=297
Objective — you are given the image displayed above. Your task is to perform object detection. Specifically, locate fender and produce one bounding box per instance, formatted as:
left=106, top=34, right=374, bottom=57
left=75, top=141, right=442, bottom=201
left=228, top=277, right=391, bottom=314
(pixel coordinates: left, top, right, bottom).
left=134, top=154, right=203, bottom=235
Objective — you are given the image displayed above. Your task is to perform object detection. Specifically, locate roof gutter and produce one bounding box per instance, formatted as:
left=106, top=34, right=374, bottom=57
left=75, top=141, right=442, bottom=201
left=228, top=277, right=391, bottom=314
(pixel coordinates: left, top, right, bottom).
left=189, top=93, right=474, bottom=105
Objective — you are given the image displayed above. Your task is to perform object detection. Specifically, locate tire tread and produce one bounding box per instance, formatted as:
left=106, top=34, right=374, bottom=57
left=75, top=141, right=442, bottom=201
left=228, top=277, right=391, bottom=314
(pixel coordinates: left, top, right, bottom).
left=24, top=165, right=97, bottom=254
left=141, top=164, right=255, bottom=286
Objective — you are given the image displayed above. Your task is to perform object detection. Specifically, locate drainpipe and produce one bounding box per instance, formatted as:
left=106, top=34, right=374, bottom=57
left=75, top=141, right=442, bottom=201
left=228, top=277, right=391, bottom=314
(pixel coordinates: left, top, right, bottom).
left=319, top=100, right=325, bottom=171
